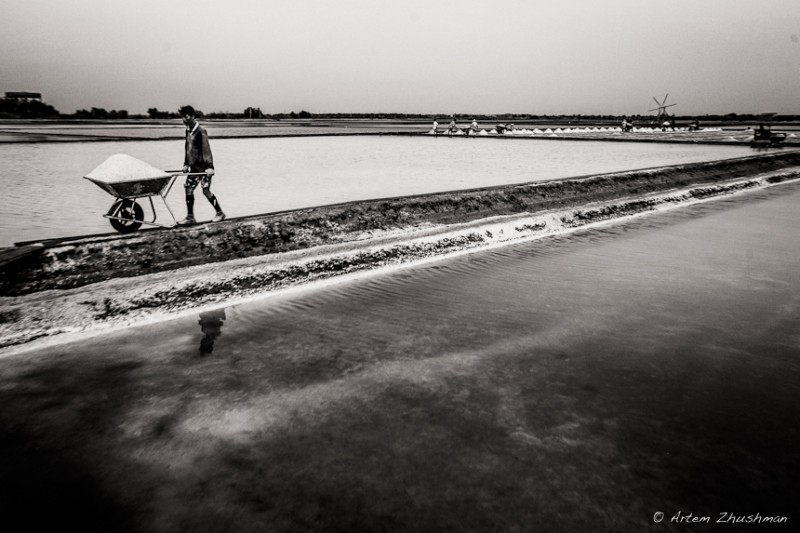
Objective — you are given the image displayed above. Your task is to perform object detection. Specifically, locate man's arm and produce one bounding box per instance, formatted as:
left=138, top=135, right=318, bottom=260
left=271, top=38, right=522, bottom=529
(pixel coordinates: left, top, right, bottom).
left=183, top=135, right=190, bottom=171
left=199, top=128, right=214, bottom=171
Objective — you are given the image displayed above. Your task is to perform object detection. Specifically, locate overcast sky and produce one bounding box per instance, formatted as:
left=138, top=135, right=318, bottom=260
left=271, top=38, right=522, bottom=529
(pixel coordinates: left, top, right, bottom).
left=2, top=0, right=799, bottom=116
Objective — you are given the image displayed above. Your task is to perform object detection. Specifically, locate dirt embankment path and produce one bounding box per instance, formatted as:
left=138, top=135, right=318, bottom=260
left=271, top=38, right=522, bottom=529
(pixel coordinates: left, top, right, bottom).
left=2, top=150, right=800, bottom=353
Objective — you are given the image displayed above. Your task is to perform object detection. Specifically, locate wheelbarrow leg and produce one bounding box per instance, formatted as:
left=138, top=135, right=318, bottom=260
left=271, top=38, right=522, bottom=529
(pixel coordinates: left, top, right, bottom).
left=148, top=195, right=179, bottom=228
left=161, top=197, right=179, bottom=228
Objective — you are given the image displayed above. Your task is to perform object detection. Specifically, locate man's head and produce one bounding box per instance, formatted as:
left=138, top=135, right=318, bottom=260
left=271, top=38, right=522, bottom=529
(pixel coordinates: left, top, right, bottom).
left=179, top=105, right=197, bottom=128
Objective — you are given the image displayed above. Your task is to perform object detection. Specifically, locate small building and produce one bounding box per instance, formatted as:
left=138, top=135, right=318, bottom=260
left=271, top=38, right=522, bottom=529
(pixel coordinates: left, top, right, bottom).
left=4, top=92, right=42, bottom=102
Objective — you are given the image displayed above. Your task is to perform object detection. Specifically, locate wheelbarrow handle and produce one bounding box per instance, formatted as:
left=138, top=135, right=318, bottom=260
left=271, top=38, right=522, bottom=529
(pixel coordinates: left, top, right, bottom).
left=165, top=170, right=211, bottom=176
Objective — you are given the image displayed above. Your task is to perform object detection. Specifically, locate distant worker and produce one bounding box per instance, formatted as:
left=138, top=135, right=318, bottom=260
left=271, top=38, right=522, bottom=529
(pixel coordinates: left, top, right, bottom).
left=447, top=115, right=459, bottom=134
left=432, top=118, right=438, bottom=135
left=621, top=117, right=633, bottom=132
left=178, top=105, right=225, bottom=225
left=470, top=119, right=479, bottom=134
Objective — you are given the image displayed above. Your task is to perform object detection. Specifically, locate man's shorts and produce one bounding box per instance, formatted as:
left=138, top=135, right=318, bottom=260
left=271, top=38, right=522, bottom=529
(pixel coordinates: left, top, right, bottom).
left=185, top=173, right=213, bottom=191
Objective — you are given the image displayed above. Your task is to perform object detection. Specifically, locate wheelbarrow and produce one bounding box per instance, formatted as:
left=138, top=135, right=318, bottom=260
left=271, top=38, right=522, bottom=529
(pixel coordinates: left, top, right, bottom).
left=84, top=153, right=202, bottom=234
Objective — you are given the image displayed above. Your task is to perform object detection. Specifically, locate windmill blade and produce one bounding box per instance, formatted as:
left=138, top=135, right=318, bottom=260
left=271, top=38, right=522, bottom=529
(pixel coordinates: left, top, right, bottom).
left=648, top=107, right=661, bottom=113
left=664, top=103, right=677, bottom=108
left=662, top=93, right=669, bottom=105
left=653, top=97, right=662, bottom=107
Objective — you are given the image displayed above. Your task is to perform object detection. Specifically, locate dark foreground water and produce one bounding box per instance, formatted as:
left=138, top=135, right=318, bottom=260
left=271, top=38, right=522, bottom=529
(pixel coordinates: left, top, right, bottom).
left=1, top=182, right=798, bottom=531
left=0, top=136, right=754, bottom=246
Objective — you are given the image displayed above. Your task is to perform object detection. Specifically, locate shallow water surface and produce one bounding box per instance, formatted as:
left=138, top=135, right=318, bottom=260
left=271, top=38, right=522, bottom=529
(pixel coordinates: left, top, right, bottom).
left=0, top=136, right=753, bottom=246
left=222, top=182, right=800, bottom=364
left=2, top=183, right=799, bottom=530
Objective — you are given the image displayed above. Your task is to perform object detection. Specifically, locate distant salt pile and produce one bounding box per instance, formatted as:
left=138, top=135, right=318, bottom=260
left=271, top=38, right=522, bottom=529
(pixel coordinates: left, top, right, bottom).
left=458, top=124, right=737, bottom=138
left=84, top=154, right=169, bottom=184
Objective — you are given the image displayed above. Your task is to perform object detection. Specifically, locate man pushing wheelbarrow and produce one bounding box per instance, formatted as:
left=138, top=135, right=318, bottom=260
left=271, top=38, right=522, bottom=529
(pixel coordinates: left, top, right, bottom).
left=84, top=105, right=227, bottom=235
left=178, top=105, right=225, bottom=225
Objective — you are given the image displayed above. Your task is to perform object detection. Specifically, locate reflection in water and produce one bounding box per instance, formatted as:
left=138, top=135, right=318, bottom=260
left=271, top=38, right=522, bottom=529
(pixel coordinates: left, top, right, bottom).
left=198, top=309, right=226, bottom=355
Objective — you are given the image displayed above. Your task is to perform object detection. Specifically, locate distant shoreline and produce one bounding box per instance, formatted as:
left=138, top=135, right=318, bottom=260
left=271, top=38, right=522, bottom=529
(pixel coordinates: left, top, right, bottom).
left=2, top=119, right=797, bottom=145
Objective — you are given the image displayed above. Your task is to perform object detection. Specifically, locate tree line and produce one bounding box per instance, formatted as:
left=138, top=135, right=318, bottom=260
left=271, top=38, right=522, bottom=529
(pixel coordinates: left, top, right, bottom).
left=2, top=97, right=799, bottom=122
left=0, top=98, right=59, bottom=118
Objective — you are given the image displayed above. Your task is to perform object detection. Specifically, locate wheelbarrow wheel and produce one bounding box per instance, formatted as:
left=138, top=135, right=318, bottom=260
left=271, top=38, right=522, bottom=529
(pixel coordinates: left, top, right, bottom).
left=110, top=199, right=144, bottom=234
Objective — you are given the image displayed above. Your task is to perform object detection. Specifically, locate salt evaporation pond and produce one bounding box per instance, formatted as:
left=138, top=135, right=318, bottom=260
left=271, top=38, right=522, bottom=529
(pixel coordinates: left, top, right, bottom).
left=1, top=135, right=755, bottom=246
left=3, top=181, right=798, bottom=529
